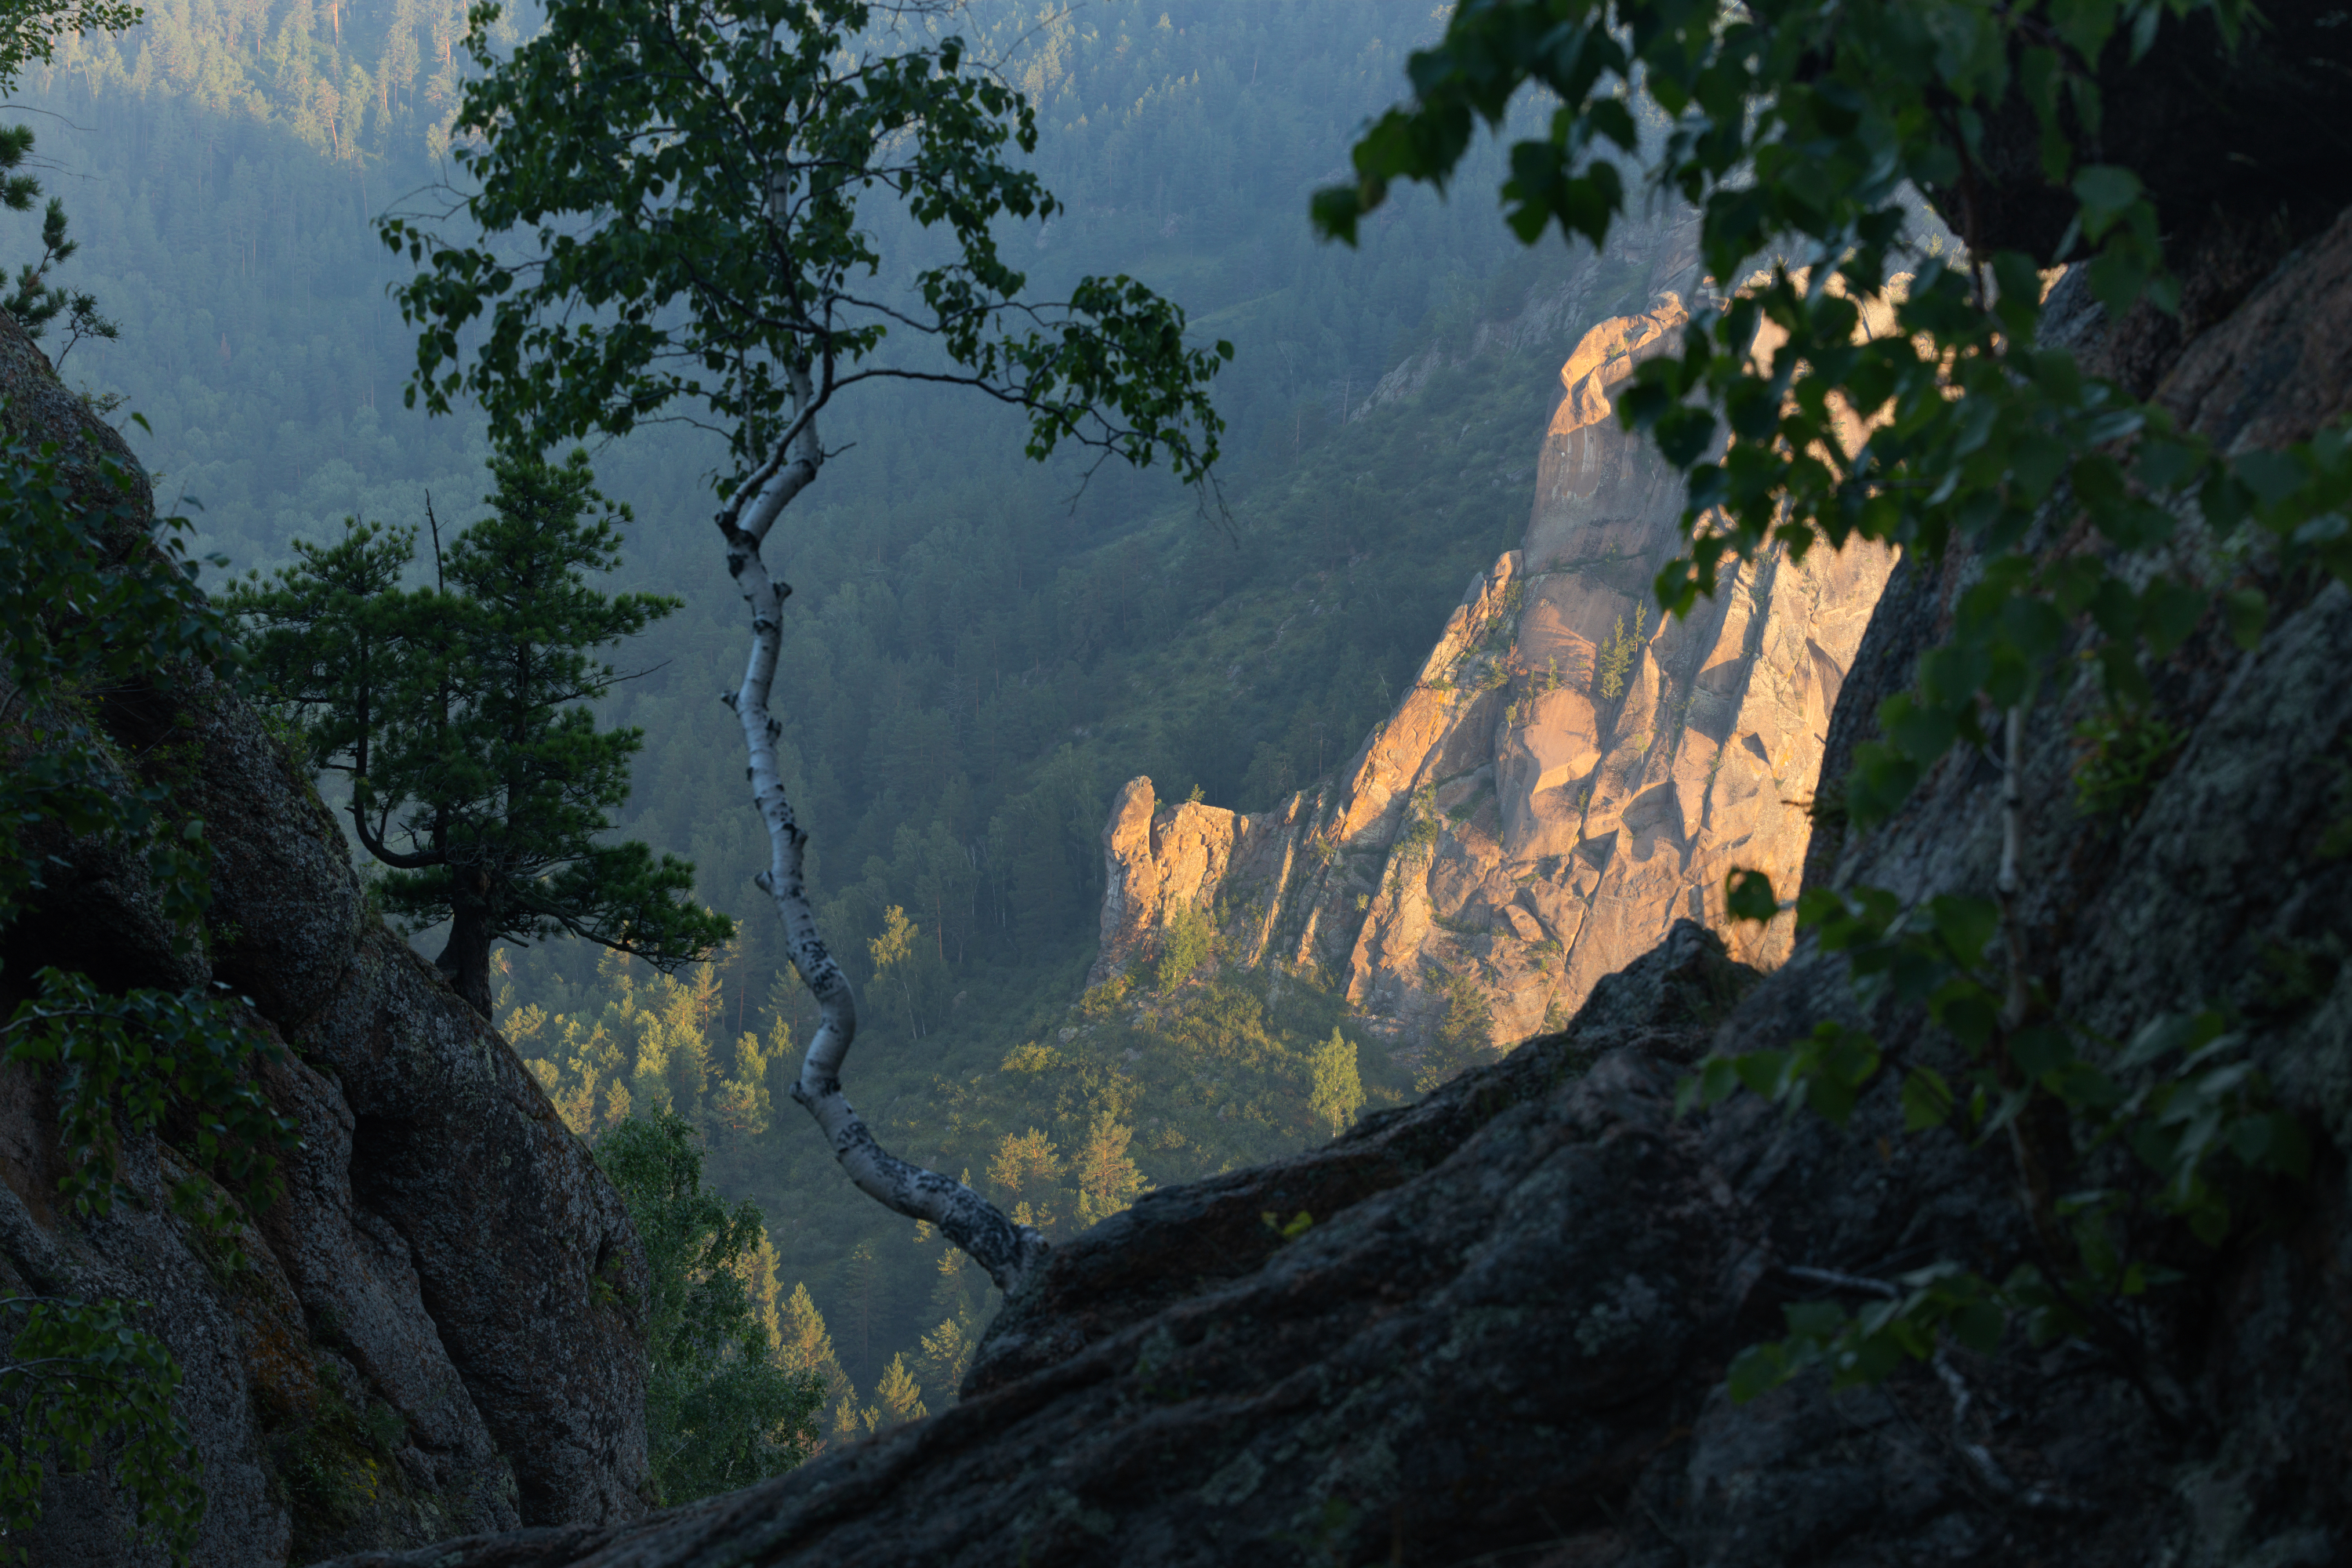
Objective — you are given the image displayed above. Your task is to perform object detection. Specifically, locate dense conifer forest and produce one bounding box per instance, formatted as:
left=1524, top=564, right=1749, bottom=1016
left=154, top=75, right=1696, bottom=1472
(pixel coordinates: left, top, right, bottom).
left=14, top=0, right=1668, bottom=1436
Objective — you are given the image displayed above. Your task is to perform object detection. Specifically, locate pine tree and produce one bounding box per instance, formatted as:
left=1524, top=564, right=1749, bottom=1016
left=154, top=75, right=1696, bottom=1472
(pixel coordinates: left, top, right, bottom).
left=1308, top=1029, right=1366, bottom=1138
left=989, top=1129, right=1062, bottom=1231
left=866, top=1354, right=927, bottom=1431
left=777, top=1283, right=854, bottom=1439
left=1416, top=971, right=1497, bottom=1093
left=1596, top=615, right=1632, bottom=701
left=779, top=1284, right=841, bottom=1385
left=226, top=449, right=732, bottom=1016
left=1071, top=1116, right=1145, bottom=1227
left=842, top=1239, right=886, bottom=1380
left=1595, top=603, right=1650, bottom=702
left=0, top=122, right=119, bottom=366
left=917, top=1317, right=975, bottom=1403
left=739, top=1233, right=787, bottom=1347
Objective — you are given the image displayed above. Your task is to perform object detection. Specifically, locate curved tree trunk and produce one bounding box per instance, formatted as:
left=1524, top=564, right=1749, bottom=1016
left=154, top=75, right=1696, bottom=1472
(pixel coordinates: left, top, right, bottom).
left=718, top=365, right=1047, bottom=1301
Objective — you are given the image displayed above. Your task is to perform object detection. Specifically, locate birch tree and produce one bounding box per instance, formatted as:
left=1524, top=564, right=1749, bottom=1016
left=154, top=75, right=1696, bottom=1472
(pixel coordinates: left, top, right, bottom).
left=382, top=0, right=1226, bottom=1298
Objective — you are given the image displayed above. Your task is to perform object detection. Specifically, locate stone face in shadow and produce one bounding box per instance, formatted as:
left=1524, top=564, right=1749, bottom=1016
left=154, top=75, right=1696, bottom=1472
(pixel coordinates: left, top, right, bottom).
left=0, top=307, right=649, bottom=1566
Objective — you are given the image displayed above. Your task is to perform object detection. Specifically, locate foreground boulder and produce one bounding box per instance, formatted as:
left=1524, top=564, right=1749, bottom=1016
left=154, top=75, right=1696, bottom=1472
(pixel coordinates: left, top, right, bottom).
left=319, top=200, right=2352, bottom=1567
left=0, top=307, right=652, bottom=1564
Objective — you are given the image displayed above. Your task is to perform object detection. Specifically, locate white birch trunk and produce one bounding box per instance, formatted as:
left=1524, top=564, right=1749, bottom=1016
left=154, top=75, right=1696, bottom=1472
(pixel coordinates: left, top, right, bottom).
left=718, top=365, right=1048, bottom=1300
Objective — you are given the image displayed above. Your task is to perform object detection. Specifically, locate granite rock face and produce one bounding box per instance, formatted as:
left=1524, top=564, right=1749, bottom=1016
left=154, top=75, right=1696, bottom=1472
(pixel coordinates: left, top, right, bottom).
left=1091, top=281, right=1897, bottom=1067
left=0, top=309, right=651, bottom=1564
left=313, top=203, right=2352, bottom=1568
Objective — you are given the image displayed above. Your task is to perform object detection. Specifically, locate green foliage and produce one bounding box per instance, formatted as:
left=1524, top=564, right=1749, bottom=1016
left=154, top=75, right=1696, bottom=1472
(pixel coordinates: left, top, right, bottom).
left=0, top=0, right=138, bottom=91
left=1325, top=0, right=2350, bottom=1414
left=1319, top=0, right=2352, bottom=826
left=1307, top=1029, right=1365, bottom=1138
left=1069, top=1114, right=1146, bottom=1227
left=2071, top=708, right=2187, bottom=818
left=1077, top=976, right=1131, bottom=1019
left=1392, top=787, right=1444, bottom=880
left=0, top=1295, right=201, bottom=1567
left=1, top=409, right=304, bottom=1558
left=597, top=1109, right=824, bottom=1504
left=1683, top=874, right=2310, bottom=1403
left=1594, top=604, right=1645, bottom=702
left=0, top=0, right=138, bottom=361
left=1153, top=904, right=1218, bottom=995
left=16, top=0, right=1678, bottom=1485
left=1414, top=970, right=1495, bottom=1093
left=381, top=0, right=1226, bottom=493
left=866, top=905, right=937, bottom=1039
left=224, top=448, right=733, bottom=1012
left=4, top=970, right=296, bottom=1240
left=999, top=1041, right=1062, bottom=1073
left=862, top=1353, right=926, bottom=1432
left=0, top=125, right=116, bottom=362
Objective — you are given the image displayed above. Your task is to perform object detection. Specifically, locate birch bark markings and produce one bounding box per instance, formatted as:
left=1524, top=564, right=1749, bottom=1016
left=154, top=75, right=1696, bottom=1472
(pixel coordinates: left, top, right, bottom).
left=720, top=365, right=1047, bottom=1300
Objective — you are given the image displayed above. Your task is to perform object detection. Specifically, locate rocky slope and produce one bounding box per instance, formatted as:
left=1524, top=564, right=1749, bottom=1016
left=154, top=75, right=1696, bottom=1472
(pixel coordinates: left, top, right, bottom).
left=0, top=311, right=652, bottom=1563
left=313, top=193, right=2352, bottom=1568
left=1090, top=272, right=1897, bottom=1059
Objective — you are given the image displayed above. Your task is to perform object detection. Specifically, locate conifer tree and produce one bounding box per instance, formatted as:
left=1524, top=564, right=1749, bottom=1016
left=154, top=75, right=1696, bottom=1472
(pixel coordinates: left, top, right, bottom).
left=988, top=1129, right=1062, bottom=1231
left=866, top=1354, right=927, bottom=1431
left=778, top=1284, right=844, bottom=1387
left=1071, top=1116, right=1145, bottom=1227
left=1308, top=1029, right=1366, bottom=1138
left=227, top=448, right=733, bottom=1016
left=917, top=1316, right=975, bottom=1403
left=830, top=1392, right=866, bottom=1445
left=776, top=1281, right=853, bottom=1439
left=1416, top=972, right=1497, bottom=1093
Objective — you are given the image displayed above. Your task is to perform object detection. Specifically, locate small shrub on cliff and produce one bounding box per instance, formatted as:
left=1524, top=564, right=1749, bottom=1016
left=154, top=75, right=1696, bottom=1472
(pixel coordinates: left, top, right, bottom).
left=1595, top=604, right=1646, bottom=702
left=597, top=1110, right=823, bottom=1504
left=1154, top=904, right=1218, bottom=993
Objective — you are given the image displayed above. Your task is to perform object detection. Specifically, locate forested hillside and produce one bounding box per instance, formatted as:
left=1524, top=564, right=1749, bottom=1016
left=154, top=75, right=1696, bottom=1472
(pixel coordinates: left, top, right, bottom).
left=13, top=0, right=1648, bottom=1432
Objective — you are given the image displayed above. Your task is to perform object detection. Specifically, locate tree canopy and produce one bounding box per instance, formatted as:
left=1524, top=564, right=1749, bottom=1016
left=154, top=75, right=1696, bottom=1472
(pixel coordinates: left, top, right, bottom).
left=226, top=449, right=734, bottom=1015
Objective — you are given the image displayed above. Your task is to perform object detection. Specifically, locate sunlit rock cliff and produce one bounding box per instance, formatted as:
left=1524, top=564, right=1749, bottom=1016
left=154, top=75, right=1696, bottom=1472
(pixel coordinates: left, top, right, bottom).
left=1089, top=291, right=1898, bottom=1058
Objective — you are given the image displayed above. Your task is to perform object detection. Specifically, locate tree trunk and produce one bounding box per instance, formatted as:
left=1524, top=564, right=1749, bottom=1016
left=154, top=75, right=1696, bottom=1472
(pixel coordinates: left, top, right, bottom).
left=436, top=869, right=496, bottom=1018
left=720, top=363, right=1047, bottom=1300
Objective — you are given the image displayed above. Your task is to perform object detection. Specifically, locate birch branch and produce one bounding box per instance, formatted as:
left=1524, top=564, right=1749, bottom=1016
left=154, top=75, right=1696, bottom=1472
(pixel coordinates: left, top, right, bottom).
left=717, top=361, right=1048, bottom=1301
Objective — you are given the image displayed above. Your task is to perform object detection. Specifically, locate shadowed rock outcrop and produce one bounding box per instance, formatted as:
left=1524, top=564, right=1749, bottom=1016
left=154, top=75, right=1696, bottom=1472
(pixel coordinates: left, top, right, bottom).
left=314, top=203, right=2352, bottom=1568
left=0, top=310, right=651, bottom=1564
